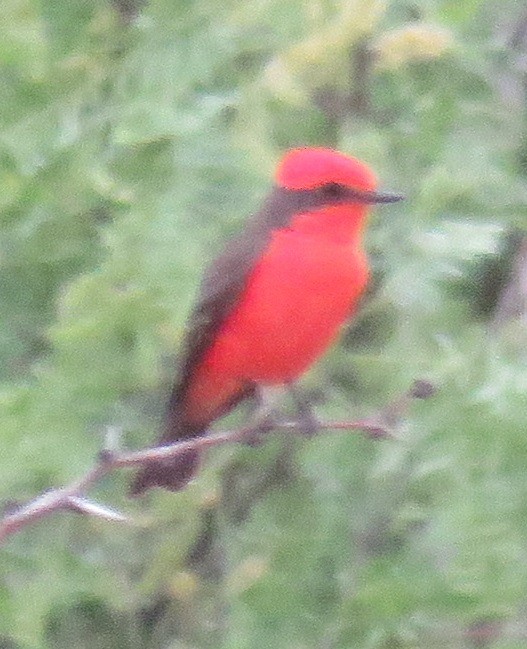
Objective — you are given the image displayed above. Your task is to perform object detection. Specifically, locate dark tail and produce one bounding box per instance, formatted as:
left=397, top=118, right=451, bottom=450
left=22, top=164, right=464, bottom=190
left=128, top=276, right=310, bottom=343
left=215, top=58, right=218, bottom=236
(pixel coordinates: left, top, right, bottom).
left=129, top=382, right=255, bottom=497
left=129, top=446, right=201, bottom=496
left=129, top=402, right=206, bottom=497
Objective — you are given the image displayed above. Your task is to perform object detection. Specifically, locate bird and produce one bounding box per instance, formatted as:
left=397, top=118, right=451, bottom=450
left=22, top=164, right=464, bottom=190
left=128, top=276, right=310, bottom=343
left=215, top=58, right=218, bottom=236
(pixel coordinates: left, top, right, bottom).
left=130, top=147, right=403, bottom=495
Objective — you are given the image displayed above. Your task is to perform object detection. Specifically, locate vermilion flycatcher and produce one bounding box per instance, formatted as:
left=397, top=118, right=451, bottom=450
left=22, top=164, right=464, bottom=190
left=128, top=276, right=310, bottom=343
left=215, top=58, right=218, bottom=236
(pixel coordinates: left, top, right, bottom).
left=131, top=147, right=403, bottom=495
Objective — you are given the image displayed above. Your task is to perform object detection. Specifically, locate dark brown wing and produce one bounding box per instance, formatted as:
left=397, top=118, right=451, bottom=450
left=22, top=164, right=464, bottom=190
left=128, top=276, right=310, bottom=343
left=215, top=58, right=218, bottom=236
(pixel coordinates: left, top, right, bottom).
left=165, top=218, right=271, bottom=427
left=130, top=219, right=271, bottom=496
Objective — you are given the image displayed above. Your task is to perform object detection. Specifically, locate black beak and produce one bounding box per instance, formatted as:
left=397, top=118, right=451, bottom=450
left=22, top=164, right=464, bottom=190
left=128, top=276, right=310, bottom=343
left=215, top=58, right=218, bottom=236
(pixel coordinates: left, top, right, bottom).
left=349, top=188, right=405, bottom=204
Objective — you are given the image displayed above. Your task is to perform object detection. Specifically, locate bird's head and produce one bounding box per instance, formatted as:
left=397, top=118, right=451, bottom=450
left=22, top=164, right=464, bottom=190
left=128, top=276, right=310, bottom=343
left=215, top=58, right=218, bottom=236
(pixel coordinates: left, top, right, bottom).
left=275, top=147, right=404, bottom=206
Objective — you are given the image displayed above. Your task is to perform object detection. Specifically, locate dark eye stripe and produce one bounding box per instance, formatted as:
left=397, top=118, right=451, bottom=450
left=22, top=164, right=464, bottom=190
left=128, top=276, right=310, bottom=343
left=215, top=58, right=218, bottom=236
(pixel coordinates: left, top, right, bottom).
left=320, top=183, right=345, bottom=198
left=320, top=182, right=345, bottom=199
left=263, top=184, right=402, bottom=230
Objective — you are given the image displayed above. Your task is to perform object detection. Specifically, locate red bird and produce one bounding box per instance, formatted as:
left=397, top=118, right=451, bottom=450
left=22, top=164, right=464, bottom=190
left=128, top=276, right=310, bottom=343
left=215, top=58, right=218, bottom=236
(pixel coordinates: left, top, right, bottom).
left=131, top=147, right=403, bottom=495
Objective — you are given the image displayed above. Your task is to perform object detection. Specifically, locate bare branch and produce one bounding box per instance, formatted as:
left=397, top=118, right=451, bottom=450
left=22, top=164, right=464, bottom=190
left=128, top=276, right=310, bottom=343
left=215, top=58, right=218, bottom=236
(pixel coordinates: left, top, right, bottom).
left=65, top=497, right=131, bottom=523
left=0, top=380, right=434, bottom=545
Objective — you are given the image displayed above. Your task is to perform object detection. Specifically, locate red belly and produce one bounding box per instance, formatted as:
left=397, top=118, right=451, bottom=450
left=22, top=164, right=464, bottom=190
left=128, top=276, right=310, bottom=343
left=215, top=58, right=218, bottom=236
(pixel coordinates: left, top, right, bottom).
left=183, top=228, right=369, bottom=421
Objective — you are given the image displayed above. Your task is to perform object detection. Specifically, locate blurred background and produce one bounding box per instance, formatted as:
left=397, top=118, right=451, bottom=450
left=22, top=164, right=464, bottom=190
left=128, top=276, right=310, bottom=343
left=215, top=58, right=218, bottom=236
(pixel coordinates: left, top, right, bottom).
left=2, top=0, right=527, bottom=647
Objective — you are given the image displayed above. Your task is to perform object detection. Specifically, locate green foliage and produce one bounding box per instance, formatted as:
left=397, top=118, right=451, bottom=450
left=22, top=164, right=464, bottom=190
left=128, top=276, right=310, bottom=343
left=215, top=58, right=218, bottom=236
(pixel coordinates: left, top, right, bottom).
left=1, top=0, right=527, bottom=646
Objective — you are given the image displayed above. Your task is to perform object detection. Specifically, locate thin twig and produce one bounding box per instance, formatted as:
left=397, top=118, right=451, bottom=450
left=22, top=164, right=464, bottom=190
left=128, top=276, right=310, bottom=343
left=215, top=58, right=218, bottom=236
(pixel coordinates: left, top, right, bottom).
left=0, top=380, right=435, bottom=544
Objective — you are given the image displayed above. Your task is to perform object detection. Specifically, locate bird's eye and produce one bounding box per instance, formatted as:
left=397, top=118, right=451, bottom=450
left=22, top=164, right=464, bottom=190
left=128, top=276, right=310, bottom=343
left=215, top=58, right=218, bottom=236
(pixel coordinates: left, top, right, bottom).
left=321, top=182, right=345, bottom=199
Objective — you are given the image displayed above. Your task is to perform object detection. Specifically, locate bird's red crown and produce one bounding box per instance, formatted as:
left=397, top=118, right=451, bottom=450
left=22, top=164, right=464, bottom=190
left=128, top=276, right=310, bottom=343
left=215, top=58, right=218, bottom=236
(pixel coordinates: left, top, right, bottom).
left=275, top=147, right=377, bottom=192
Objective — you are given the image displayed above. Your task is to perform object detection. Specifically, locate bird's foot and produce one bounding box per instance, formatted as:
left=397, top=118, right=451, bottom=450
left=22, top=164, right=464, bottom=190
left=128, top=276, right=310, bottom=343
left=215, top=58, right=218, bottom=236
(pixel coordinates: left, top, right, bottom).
left=241, top=385, right=285, bottom=446
left=242, top=413, right=277, bottom=447
left=287, top=382, right=320, bottom=437
left=292, top=407, right=320, bottom=437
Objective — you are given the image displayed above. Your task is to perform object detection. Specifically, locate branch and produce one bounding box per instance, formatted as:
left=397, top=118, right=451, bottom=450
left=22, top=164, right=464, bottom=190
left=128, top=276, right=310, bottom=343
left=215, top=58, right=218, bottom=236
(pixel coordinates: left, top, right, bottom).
left=0, top=380, right=434, bottom=545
